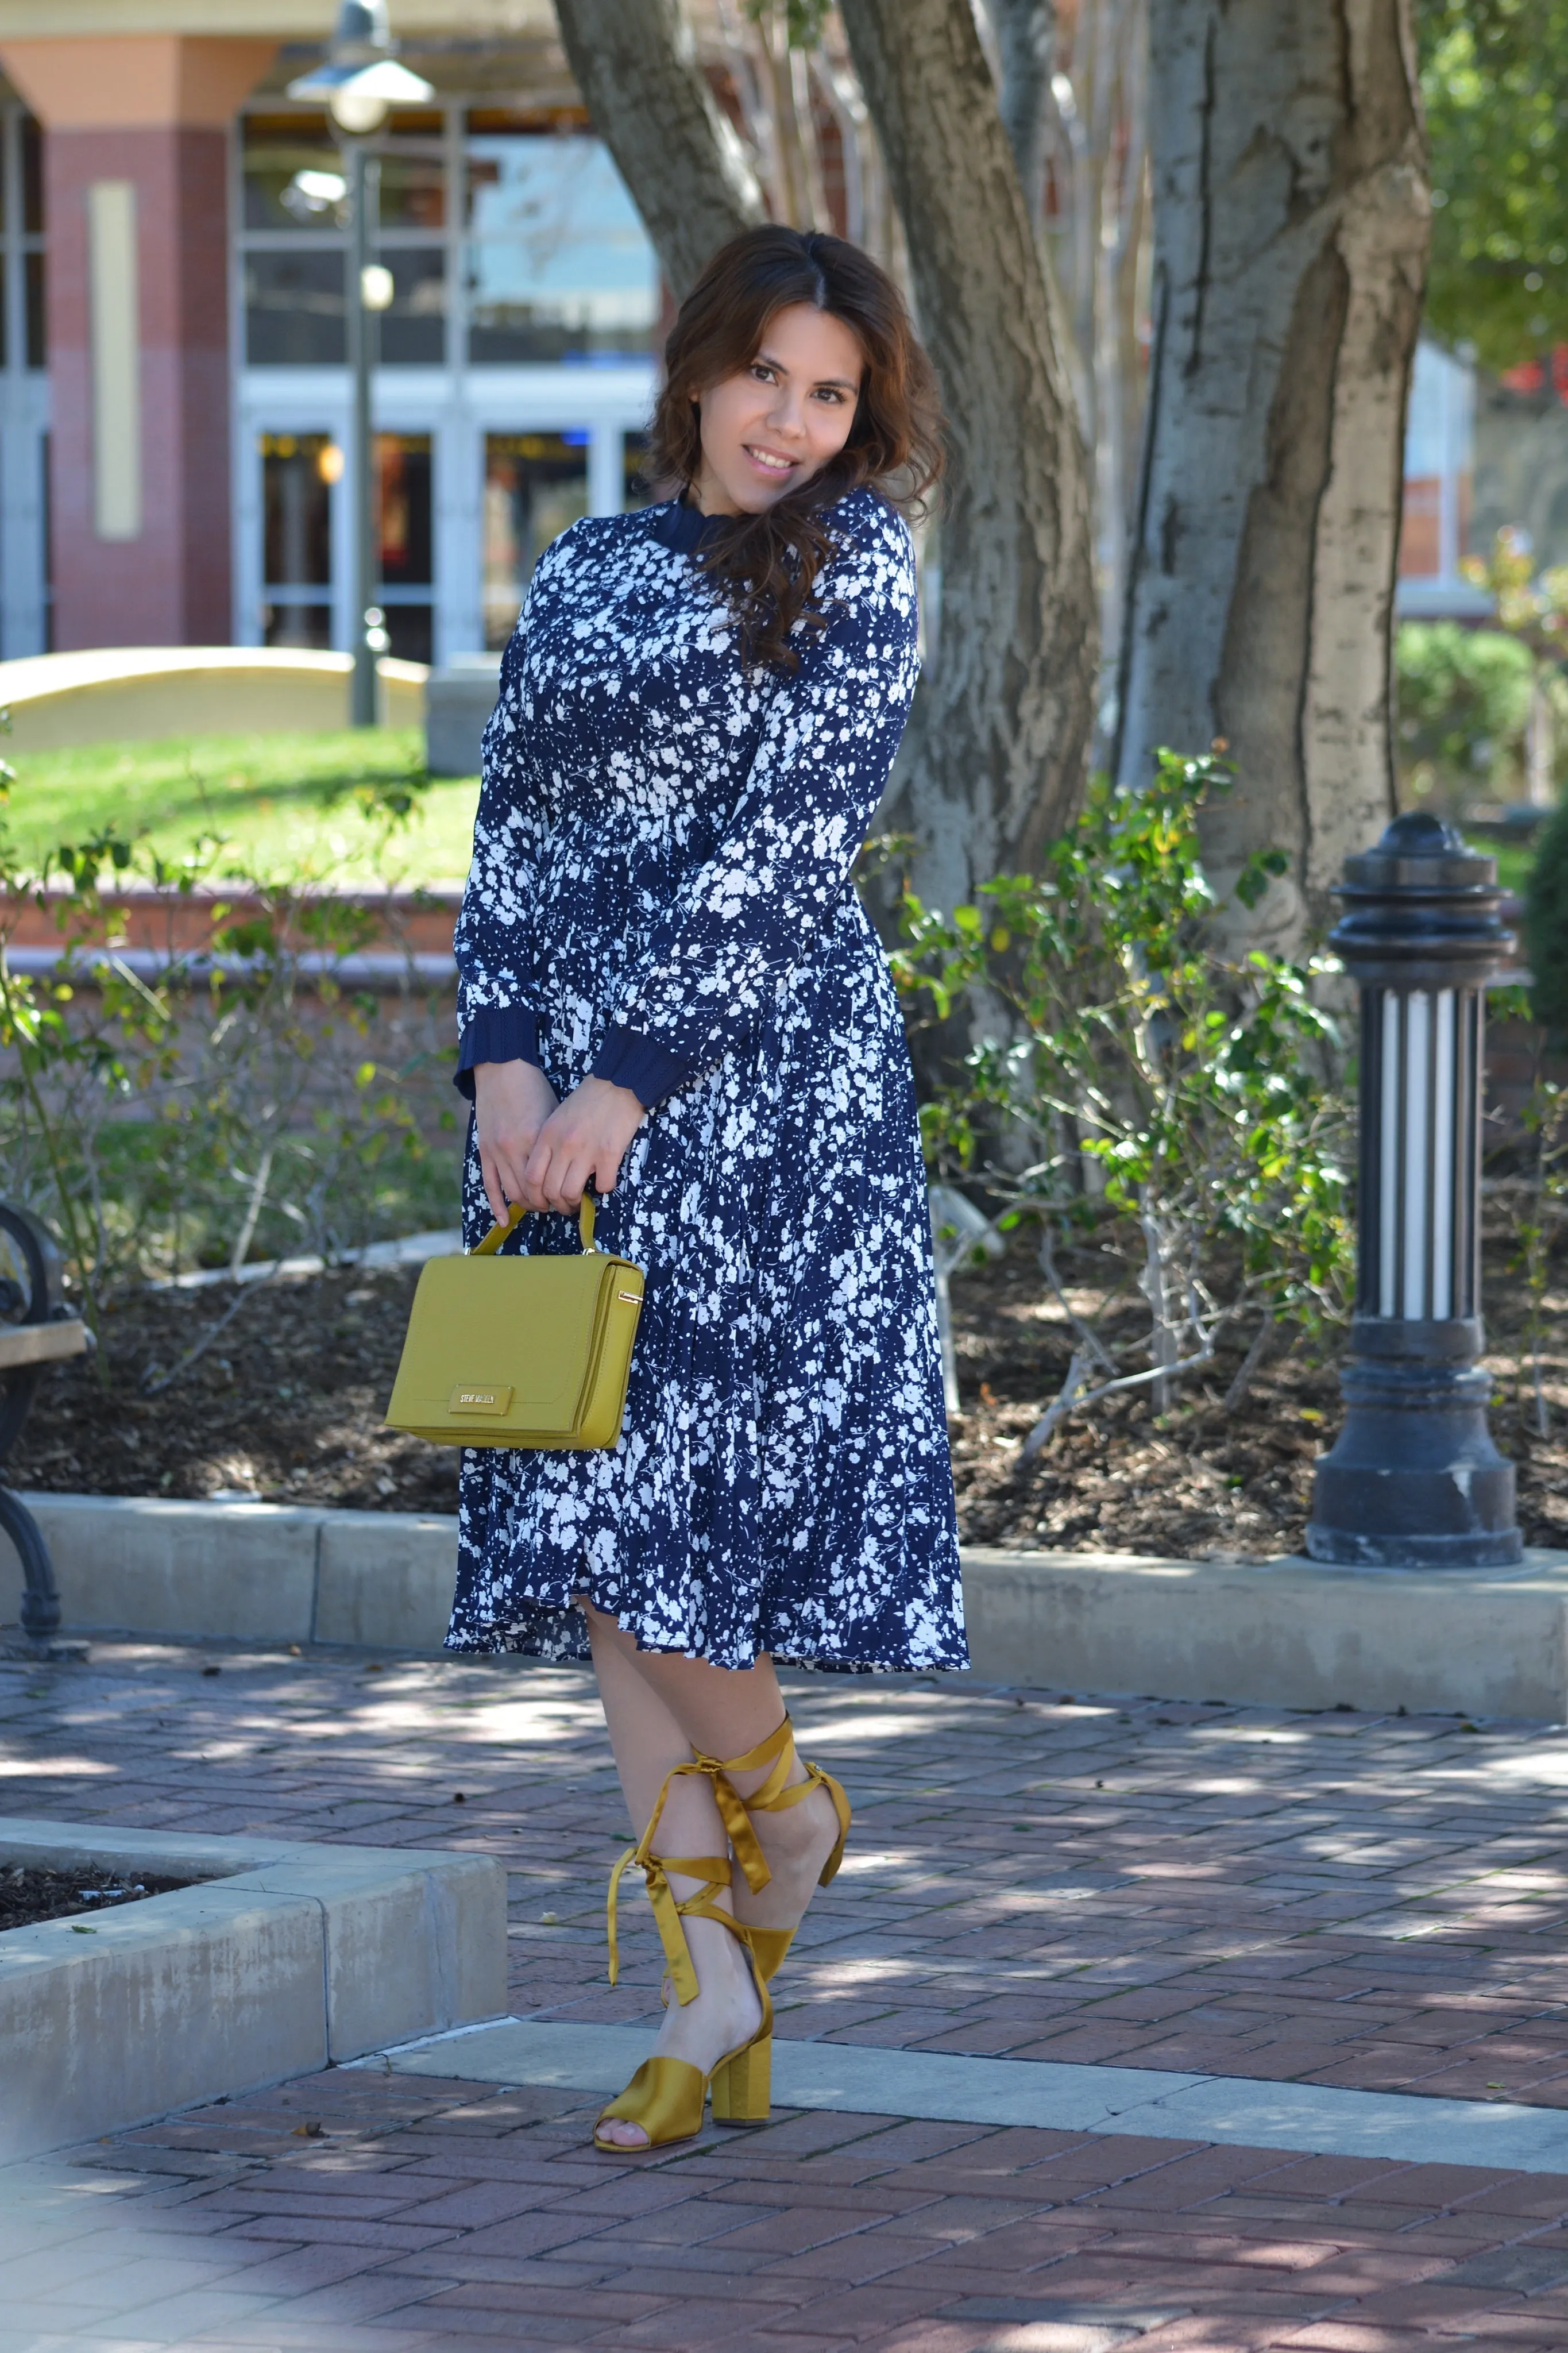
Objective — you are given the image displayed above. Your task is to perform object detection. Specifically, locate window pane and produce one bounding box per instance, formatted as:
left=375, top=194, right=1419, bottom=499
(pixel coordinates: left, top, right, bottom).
left=263, top=601, right=333, bottom=650
left=243, top=114, right=346, bottom=233
left=379, top=144, right=446, bottom=232
left=383, top=605, right=433, bottom=665
left=246, top=250, right=345, bottom=365
left=25, top=252, right=44, bottom=368
left=377, top=433, right=432, bottom=588
left=483, top=431, right=588, bottom=649
left=262, top=432, right=335, bottom=589
left=21, top=113, right=42, bottom=236
left=466, top=135, right=657, bottom=365
left=376, top=248, right=445, bottom=365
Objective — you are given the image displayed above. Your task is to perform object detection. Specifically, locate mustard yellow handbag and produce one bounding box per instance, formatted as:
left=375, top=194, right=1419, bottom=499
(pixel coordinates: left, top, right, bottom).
left=384, top=1195, right=645, bottom=1449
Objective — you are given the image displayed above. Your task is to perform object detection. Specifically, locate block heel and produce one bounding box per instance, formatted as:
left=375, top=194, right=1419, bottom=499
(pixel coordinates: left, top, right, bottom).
left=710, top=2030, right=772, bottom=2124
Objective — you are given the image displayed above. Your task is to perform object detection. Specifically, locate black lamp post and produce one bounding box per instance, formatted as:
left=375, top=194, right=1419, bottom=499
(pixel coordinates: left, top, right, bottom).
left=288, top=3, right=431, bottom=727
left=1306, top=811, right=1523, bottom=1569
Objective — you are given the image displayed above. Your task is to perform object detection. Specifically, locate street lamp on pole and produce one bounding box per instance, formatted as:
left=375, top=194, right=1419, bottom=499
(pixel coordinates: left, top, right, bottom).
left=288, top=3, right=432, bottom=728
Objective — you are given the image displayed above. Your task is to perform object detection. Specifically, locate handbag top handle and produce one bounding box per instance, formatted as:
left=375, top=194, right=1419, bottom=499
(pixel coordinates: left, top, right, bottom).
left=471, top=1193, right=598, bottom=1258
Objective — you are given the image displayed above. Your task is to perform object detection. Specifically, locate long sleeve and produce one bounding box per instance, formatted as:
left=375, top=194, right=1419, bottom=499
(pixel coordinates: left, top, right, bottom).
left=588, top=499, right=920, bottom=1106
left=451, top=587, right=550, bottom=1098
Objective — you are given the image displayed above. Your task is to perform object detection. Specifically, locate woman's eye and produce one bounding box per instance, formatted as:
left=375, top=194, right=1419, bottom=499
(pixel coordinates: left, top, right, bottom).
left=814, top=387, right=845, bottom=404
left=750, top=364, right=775, bottom=383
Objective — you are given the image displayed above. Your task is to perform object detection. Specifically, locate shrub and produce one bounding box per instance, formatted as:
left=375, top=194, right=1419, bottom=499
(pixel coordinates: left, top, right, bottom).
left=891, top=750, right=1355, bottom=1443
left=1395, top=620, right=1537, bottom=809
left=1527, top=790, right=1568, bottom=1042
left=0, top=749, right=454, bottom=1333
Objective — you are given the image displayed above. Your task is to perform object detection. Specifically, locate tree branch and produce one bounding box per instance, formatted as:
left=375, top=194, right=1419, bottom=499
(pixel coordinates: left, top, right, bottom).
left=553, top=0, right=766, bottom=299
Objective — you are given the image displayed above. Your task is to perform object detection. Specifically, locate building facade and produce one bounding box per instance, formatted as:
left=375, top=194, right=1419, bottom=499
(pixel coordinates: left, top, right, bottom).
left=0, top=1, right=1528, bottom=670
left=0, top=1, right=658, bottom=667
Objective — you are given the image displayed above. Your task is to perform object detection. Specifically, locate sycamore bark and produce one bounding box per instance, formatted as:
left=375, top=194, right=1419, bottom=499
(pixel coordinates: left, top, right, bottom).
left=553, top=0, right=764, bottom=298
left=1115, top=0, right=1428, bottom=949
left=840, top=0, right=1098, bottom=905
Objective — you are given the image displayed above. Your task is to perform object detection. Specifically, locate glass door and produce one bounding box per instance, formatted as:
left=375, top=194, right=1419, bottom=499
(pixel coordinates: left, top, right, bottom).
left=260, top=430, right=337, bottom=647
left=375, top=430, right=434, bottom=663
left=482, top=430, right=589, bottom=649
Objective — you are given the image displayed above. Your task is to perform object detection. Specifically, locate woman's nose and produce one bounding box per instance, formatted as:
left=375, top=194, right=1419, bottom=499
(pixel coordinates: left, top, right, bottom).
left=764, top=391, right=809, bottom=443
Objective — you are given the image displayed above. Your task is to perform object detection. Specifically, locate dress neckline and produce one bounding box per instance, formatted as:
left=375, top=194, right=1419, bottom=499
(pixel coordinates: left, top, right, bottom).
left=648, top=497, right=732, bottom=555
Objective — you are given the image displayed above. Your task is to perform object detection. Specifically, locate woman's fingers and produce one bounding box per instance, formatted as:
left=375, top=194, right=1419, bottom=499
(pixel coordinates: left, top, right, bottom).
left=520, top=1132, right=559, bottom=1214
left=518, top=1081, right=642, bottom=1216
left=478, top=1145, right=508, bottom=1225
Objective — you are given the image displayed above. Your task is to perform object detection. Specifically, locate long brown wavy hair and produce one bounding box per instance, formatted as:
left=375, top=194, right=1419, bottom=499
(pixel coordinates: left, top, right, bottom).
left=645, top=225, right=944, bottom=670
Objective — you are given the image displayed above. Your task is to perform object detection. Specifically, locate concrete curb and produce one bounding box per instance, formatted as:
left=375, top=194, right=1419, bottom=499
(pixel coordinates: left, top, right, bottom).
left=0, top=1819, right=507, bottom=2162
left=7, top=1491, right=1568, bottom=1718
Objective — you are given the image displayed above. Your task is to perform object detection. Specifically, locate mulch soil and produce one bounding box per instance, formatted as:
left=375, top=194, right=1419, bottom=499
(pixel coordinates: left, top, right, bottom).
left=0, top=1864, right=188, bottom=1932
left=8, top=1225, right=1566, bottom=1557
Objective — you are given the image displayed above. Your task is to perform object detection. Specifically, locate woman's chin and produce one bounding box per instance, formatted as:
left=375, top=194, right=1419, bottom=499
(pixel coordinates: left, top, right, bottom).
left=733, top=480, right=803, bottom=514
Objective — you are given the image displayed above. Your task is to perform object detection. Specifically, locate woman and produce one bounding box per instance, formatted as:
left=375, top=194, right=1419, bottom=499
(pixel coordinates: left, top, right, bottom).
left=451, top=223, right=967, bottom=2153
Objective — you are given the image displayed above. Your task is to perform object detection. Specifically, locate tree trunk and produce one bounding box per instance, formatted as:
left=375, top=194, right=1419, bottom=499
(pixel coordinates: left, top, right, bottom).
left=840, top=0, right=1098, bottom=909
left=1115, top=0, right=1428, bottom=951
left=553, top=0, right=765, bottom=299
left=988, top=0, right=1057, bottom=228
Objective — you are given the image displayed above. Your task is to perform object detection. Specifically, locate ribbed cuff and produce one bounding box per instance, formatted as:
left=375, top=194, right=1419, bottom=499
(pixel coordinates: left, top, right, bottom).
left=453, top=1002, right=540, bottom=1100
left=589, top=1024, right=699, bottom=1110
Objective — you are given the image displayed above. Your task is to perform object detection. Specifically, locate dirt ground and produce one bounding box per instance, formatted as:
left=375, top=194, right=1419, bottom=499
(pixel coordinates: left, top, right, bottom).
left=0, top=1865, right=187, bottom=1932
left=10, top=1224, right=1566, bottom=1557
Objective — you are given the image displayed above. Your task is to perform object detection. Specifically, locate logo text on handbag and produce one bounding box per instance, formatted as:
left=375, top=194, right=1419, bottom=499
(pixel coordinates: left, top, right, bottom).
left=449, top=1383, right=513, bottom=1415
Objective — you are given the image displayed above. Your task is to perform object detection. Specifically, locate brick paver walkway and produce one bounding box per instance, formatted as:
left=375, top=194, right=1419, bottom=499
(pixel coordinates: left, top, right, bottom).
left=9, top=1637, right=1568, bottom=2347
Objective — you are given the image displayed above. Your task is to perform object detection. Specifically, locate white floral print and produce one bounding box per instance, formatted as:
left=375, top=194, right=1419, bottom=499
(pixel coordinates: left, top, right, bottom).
left=447, top=486, right=967, bottom=1673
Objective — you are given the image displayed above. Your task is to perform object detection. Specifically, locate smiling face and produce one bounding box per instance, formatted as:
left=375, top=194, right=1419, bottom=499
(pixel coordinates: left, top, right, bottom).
left=691, top=302, right=866, bottom=516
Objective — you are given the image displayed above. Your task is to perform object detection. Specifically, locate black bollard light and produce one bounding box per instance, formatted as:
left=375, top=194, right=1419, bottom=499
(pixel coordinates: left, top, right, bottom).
left=1306, top=812, right=1523, bottom=1569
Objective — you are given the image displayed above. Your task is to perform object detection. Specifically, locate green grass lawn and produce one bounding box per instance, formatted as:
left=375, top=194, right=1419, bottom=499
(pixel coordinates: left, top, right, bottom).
left=3, top=727, right=480, bottom=888
left=5, top=731, right=1542, bottom=909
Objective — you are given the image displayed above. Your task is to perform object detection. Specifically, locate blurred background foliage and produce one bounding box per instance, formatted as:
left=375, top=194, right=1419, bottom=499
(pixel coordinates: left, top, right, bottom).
left=1419, top=0, right=1568, bottom=369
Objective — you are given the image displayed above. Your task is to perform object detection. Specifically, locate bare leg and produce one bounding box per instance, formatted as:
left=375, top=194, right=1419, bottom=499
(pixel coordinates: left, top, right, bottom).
left=584, top=1604, right=836, bottom=2150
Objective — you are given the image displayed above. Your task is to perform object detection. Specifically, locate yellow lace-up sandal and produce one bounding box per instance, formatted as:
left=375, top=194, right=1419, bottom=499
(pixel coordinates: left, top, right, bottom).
left=693, top=1715, right=852, bottom=1985
left=593, top=1760, right=774, bottom=2151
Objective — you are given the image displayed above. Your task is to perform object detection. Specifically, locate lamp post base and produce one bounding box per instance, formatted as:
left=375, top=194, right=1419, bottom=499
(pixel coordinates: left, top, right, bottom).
left=1307, top=1321, right=1522, bottom=1571
left=1304, top=1519, right=1523, bottom=1570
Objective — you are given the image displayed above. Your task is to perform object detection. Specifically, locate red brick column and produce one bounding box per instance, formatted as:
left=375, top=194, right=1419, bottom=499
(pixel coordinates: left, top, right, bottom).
left=0, top=37, right=275, bottom=651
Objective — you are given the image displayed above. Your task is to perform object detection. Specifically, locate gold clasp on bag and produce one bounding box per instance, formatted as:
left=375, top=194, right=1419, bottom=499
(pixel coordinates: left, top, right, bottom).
left=448, top=1383, right=513, bottom=1415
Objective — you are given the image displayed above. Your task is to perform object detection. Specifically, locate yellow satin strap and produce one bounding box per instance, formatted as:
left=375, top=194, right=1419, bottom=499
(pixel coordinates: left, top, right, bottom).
left=605, top=1755, right=747, bottom=2005
left=594, top=2054, right=707, bottom=2147
left=604, top=1720, right=823, bottom=2000
left=719, top=1716, right=851, bottom=1888
left=607, top=1844, right=731, bottom=2004
left=686, top=1715, right=798, bottom=1897
left=472, top=1193, right=597, bottom=1257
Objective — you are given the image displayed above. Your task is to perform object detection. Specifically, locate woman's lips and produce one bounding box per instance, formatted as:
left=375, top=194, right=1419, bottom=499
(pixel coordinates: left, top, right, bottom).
left=744, top=445, right=797, bottom=476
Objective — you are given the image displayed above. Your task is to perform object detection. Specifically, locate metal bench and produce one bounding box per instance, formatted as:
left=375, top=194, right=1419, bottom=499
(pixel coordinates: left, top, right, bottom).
left=0, top=1203, right=89, bottom=1661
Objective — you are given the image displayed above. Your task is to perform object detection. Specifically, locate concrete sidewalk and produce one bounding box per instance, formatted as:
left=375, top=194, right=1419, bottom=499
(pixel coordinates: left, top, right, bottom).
left=8, top=1639, right=1568, bottom=2348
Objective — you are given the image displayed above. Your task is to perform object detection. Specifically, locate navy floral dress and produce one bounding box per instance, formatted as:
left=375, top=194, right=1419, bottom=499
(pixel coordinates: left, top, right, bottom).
left=446, top=484, right=966, bottom=1674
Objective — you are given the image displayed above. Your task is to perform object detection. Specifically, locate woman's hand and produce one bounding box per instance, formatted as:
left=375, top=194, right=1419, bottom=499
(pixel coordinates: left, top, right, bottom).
left=522, top=1077, right=646, bottom=1213
left=473, top=1060, right=559, bottom=1225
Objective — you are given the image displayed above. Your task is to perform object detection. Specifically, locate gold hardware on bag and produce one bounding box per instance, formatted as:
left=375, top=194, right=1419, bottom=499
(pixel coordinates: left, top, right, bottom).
left=448, top=1384, right=512, bottom=1415
left=384, top=1191, right=646, bottom=1451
